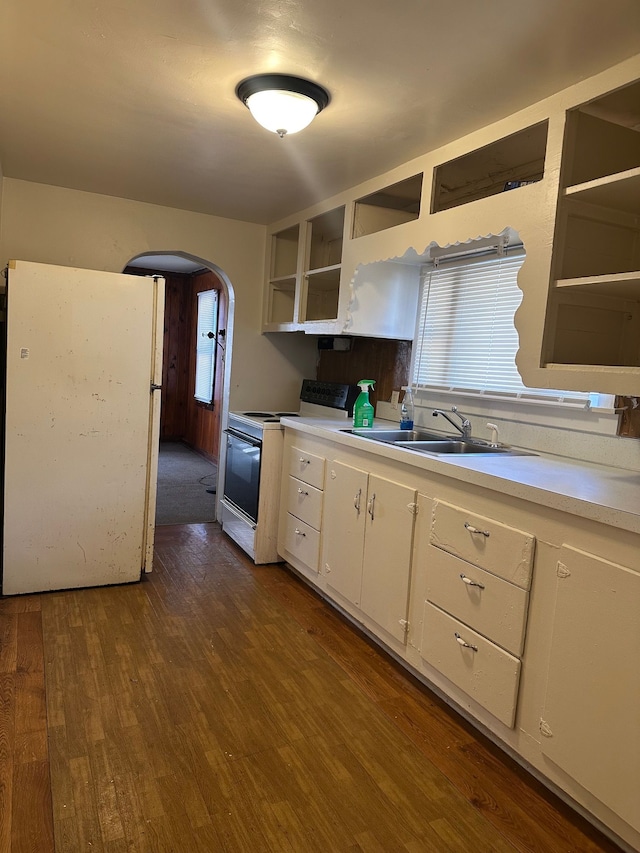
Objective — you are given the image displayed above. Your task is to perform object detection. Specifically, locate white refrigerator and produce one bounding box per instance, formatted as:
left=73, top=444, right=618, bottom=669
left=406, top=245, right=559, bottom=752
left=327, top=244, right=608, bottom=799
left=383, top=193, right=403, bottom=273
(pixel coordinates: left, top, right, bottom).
left=2, top=260, right=164, bottom=595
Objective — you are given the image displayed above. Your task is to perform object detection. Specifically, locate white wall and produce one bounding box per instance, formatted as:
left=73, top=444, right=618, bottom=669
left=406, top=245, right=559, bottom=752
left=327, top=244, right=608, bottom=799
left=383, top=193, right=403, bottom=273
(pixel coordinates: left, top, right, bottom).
left=0, top=178, right=317, bottom=410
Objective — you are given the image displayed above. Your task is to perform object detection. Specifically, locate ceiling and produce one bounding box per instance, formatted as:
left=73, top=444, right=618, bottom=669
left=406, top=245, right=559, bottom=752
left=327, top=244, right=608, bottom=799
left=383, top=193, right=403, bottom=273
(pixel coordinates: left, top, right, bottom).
left=1, top=0, right=639, bottom=225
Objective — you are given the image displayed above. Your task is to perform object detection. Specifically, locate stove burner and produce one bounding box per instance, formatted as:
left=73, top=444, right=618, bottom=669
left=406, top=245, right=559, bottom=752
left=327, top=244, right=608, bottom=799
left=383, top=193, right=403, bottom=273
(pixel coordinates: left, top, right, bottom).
left=243, top=412, right=273, bottom=418
left=275, top=412, right=300, bottom=417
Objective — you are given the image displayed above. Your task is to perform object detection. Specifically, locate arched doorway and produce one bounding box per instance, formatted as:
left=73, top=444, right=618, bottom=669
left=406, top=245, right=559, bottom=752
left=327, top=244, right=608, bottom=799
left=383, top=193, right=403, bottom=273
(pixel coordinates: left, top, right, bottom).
left=123, top=251, right=235, bottom=524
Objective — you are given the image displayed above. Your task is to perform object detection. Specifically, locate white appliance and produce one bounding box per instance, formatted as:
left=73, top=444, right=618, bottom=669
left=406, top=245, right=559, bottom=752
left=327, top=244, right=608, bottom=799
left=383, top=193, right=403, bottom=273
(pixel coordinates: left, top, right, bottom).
left=2, top=260, right=164, bottom=595
left=220, top=380, right=358, bottom=564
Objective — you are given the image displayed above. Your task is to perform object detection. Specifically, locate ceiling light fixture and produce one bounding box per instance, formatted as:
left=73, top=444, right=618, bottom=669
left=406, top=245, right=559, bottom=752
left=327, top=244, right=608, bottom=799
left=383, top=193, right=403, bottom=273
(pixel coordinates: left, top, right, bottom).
left=235, top=73, right=330, bottom=138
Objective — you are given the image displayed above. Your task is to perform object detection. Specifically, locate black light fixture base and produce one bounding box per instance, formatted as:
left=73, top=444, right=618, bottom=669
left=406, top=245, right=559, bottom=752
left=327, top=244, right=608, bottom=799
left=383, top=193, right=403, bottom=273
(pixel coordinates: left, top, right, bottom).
left=235, top=73, right=330, bottom=114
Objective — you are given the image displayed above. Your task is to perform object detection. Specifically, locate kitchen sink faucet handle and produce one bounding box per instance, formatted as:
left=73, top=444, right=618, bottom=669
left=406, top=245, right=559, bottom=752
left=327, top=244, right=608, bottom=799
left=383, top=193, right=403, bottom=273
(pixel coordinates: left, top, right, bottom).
left=486, top=422, right=499, bottom=446
left=433, top=406, right=472, bottom=439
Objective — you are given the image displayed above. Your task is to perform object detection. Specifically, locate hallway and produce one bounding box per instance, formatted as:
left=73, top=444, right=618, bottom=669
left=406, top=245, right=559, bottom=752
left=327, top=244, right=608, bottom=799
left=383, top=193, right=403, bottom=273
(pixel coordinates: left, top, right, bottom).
left=0, top=523, right=621, bottom=852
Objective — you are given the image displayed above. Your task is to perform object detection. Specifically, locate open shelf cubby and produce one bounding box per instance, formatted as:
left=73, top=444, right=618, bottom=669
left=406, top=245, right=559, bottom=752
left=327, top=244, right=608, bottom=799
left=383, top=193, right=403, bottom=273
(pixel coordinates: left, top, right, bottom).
left=543, top=78, right=640, bottom=376
left=431, top=121, right=548, bottom=213
left=303, top=266, right=341, bottom=322
left=307, top=207, right=345, bottom=272
left=352, top=174, right=423, bottom=237
left=270, top=225, right=300, bottom=279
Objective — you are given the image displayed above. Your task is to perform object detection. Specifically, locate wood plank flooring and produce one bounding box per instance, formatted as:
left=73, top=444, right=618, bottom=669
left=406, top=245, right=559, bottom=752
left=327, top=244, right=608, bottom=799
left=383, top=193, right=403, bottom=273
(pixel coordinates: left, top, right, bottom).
left=0, top=522, right=626, bottom=852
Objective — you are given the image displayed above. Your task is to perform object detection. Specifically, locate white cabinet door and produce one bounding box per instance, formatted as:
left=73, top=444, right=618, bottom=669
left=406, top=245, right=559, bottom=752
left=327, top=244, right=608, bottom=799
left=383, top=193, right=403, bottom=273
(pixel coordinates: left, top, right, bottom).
left=541, top=545, right=640, bottom=833
left=361, top=474, right=416, bottom=643
left=322, top=460, right=368, bottom=606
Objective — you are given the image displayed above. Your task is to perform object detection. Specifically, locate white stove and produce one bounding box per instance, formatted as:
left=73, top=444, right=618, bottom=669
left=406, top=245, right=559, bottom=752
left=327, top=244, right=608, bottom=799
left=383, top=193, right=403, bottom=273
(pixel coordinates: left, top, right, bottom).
left=221, top=381, right=358, bottom=563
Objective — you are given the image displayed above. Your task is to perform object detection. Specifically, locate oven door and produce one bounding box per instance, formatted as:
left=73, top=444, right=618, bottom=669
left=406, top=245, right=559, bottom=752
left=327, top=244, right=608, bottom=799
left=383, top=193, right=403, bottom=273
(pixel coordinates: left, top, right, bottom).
left=223, top=427, right=262, bottom=523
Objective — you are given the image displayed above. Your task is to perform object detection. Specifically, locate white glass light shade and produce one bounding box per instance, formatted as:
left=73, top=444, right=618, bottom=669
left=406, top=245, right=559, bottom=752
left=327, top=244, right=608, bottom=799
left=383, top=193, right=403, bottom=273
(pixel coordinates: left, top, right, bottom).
left=245, top=89, right=319, bottom=136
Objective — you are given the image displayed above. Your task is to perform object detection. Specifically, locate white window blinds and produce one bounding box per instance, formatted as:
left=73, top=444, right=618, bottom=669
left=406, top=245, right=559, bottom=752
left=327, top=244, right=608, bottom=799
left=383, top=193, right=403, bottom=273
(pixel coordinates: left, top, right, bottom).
left=411, top=246, right=591, bottom=404
left=194, top=289, right=218, bottom=404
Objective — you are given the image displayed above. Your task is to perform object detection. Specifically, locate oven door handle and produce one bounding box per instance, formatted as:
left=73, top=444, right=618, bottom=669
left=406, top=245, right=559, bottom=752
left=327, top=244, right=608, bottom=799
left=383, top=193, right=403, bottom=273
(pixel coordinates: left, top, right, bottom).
left=224, top=427, right=262, bottom=448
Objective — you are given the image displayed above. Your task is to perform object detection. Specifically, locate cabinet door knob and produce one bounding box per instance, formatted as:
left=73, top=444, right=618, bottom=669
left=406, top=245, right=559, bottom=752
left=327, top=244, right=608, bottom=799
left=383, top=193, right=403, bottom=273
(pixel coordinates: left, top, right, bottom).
left=354, top=488, right=361, bottom=514
left=460, top=573, right=485, bottom=590
left=297, top=488, right=309, bottom=496
left=454, top=632, right=478, bottom=652
left=464, top=521, right=490, bottom=537
left=299, top=457, right=310, bottom=465
left=294, top=528, right=306, bottom=537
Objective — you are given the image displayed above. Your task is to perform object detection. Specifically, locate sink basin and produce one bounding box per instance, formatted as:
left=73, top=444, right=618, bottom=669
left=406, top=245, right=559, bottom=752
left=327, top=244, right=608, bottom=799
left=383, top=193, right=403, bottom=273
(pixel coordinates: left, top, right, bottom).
left=342, top=428, right=535, bottom=456
left=341, top=428, right=446, bottom=443
left=394, top=440, right=524, bottom=455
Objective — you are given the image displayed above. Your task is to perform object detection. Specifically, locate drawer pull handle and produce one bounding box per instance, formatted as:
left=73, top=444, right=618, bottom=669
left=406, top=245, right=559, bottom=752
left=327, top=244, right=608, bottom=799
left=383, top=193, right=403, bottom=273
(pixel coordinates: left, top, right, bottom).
left=354, top=488, right=362, bottom=514
left=454, top=632, right=478, bottom=652
left=460, top=573, right=485, bottom=590
left=367, top=493, right=376, bottom=521
left=294, top=528, right=306, bottom=537
left=297, top=488, right=309, bottom=496
left=464, top=522, right=490, bottom=537
left=299, top=457, right=310, bottom=465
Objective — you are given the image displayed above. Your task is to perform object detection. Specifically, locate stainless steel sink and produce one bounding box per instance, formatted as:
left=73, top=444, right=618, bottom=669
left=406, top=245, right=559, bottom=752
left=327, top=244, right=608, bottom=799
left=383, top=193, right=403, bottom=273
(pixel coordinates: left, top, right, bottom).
left=394, top=439, right=528, bottom=455
left=341, top=428, right=447, bottom=443
left=341, top=428, right=535, bottom=456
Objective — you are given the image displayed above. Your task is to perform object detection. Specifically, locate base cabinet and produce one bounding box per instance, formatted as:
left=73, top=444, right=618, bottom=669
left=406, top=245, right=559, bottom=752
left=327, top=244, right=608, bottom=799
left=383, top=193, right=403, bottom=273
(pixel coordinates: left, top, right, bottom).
left=278, top=425, right=640, bottom=850
left=278, top=442, right=326, bottom=575
left=540, top=544, right=640, bottom=833
left=322, top=459, right=416, bottom=644
left=414, top=497, right=534, bottom=728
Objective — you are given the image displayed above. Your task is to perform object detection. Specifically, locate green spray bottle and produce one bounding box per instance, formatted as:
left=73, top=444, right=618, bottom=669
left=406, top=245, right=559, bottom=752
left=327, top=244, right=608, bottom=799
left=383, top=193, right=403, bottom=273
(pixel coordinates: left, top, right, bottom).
left=353, top=380, right=375, bottom=428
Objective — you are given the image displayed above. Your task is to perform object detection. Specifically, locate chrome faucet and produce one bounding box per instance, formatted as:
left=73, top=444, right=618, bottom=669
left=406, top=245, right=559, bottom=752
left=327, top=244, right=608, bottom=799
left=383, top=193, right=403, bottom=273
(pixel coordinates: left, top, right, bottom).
left=432, top=406, right=472, bottom=439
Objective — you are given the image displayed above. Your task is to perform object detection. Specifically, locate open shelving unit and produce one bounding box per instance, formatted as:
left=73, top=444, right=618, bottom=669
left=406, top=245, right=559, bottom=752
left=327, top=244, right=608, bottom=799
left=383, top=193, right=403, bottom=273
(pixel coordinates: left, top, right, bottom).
left=263, top=207, right=346, bottom=331
left=264, top=224, right=300, bottom=329
left=543, top=79, right=640, bottom=379
left=301, top=206, right=345, bottom=324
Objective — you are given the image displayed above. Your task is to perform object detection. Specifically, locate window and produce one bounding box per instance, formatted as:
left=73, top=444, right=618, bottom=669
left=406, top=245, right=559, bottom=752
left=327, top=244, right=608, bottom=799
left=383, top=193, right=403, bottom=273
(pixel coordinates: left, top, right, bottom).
left=194, top=289, right=218, bottom=404
left=411, top=237, right=608, bottom=407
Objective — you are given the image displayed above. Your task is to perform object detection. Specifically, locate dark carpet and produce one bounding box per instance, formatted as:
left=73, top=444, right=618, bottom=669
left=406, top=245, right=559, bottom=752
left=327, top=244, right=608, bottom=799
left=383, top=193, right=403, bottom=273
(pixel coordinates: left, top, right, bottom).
left=155, top=442, right=218, bottom=525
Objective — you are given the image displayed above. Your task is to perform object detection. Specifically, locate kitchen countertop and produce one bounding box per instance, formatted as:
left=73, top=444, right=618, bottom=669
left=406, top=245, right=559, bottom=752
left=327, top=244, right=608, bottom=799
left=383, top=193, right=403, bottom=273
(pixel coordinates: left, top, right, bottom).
left=280, top=416, right=640, bottom=536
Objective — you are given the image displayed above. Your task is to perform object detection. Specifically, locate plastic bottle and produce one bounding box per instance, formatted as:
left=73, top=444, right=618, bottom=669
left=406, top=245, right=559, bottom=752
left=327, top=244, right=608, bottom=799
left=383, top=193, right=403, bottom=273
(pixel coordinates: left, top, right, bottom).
left=400, top=388, right=414, bottom=430
left=353, top=380, right=375, bottom=428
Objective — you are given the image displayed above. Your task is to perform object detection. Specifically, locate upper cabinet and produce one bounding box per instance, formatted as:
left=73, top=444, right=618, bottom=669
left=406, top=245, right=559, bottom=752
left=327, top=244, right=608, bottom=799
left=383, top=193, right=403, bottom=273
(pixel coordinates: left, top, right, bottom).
left=263, top=188, right=424, bottom=338
left=303, top=207, right=345, bottom=324
left=352, top=174, right=423, bottom=237
left=262, top=60, right=640, bottom=390
left=264, top=224, right=300, bottom=329
left=541, top=78, right=640, bottom=392
left=431, top=123, right=548, bottom=213
left=263, top=206, right=345, bottom=333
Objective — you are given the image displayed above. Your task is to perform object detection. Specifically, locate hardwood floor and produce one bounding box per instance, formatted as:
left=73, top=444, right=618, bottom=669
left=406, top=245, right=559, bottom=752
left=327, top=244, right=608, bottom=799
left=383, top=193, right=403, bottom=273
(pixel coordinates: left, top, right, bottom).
left=0, top=522, right=624, bottom=852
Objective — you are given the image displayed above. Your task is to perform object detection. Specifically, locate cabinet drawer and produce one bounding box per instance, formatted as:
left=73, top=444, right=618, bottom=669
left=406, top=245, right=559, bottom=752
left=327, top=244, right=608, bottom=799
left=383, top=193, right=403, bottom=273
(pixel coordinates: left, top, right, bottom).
left=289, top=446, right=325, bottom=489
left=430, top=499, right=535, bottom=589
left=283, top=514, right=321, bottom=572
left=426, top=546, right=529, bottom=657
left=286, top=476, right=323, bottom=529
left=421, top=602, right=521, bottom=728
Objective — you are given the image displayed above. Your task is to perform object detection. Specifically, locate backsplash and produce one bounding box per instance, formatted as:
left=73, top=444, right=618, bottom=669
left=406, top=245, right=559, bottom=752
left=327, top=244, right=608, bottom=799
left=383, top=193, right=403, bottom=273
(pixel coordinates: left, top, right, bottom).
left=316, top=337, right=411, bottom=409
